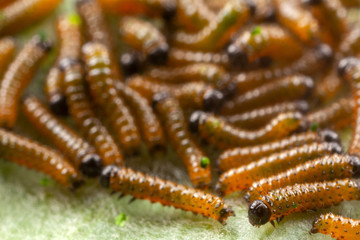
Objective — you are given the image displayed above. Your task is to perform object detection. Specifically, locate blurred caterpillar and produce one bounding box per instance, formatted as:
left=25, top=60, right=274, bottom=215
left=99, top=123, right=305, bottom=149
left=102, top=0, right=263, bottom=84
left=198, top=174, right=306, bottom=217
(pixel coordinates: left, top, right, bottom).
left=311, top=213, right=360, bottom=239
left=61, top=59, right=124, bottom=167
left=248, top=179, right=360, bottom=226
left=189, top=111, right=303, bottom=149
left=246, top=154, right=360, bottom=203
left=217, top=129, right=340, bottom=172
left=22, top=96, right=102, bottom=178
left=101, top=165, right=234, bottom=224
left=216, top=141, right=342, bottom=196
left=0, top=0, right=61, bottom=35
left=153, top=93, right=212, bottom=189
left=119, top=16, right=169, bottom=66
left=0, top=35, right=51, bottom=129
left=82, top=42, right=141, bottom=154
left=172, top=0, right=254, bottom=51
left=0, top=128, right=83, bottom=190
left=0, top=37, right=15, bottom=77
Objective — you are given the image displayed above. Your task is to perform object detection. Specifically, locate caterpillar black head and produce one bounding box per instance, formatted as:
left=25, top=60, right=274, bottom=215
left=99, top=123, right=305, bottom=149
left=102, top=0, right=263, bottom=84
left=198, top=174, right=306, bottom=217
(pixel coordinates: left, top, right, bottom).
left=219, top=207, right=235, bottom=225
left=338, top=57, right=359, bottom=79
left=148, top=44, right=169, bottom=66
left=100, top=165, right=121, bottom=188
left=328, top=142, right=343, bottom=154
left=318, top=129, right=340, bottom=144
left=248, top=200, right=271, bottom=226
left=162, top=2, right=177, bottom=21
left=316, top=44, right=333, bottom=64
left=120, top=51, right=143, bottom=77
left=349, top=155, right=360, bottom=178
left=80, top=153, right=103, bottom=178
left=152, top=91, right=172, bottom=110
left=246, top=0, right=257, bottom=16
left=49, top=93, right=69, bottom=116
left=189, top=111, right=205, bottom=133
left=70, top=173, right=84, bottom=191
left=227, top=44, right=248, bottom=68
left=203, top=89, right=224, bottom=112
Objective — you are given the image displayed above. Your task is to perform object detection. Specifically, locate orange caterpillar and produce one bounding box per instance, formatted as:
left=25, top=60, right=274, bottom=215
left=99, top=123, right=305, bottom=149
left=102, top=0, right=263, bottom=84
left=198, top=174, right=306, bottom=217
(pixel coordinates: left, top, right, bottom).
left=221, top=75, right=314, bottom=115
left=0, top=0, right=61, bottom=35
left=248, top=179, right=360, bottom=226
left=61, top=59, right=124, bottom=167
left=172, top=0, right=254, bottom=51
left=190, top=111, right=303, bottom=149
left=217, top=129, right=340, bottom=172
left=227, top=24, right=303, bottom=67
left=153, top=93, right=212, bottom=189
left=272, top=0, right=320, bottom=45
left=0, top=37, right=15, bottom=77
left=101, top=165, right=234, bottom=224
left=114, top=81, right=165, bottom=152
left=45, top=15, right=82, bottom=116
left=0, top=128, right=83, bottom=190
left=233, top=44, right=332, bottom=93
left=82, top=42, right=141, bottom=154
left=119, top=16, right=169, bottom=66
left=0, top=35, right=51, bottom=129
left=167, top=48, right=229, bottom=67
left=338, top=58, right=360, bottom=156
left=216, top=141, right=342, bottom=196
left=127, top=75, right=225, bottom=111
left=246, top=154, right=360, bottom=203
left=175, top=0, right=215, bottom=32
left=77, top=0, right=121, bottom=79
left=22, top=96, right=102, bottom=178
left=311, top=213, right=360, bottom=239
left=223, top=101, right=309, bottom=129
left=306, top=97, right=354, bottom=130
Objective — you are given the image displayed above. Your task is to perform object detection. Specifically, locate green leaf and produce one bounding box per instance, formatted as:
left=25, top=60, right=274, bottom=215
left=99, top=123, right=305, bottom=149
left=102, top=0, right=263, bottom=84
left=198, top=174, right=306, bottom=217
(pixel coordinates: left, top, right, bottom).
left=310, top=122, right=319, bottom=132
left=115, top=213, right=128, bottom=227
left=200, top=157, right=210, bottom=168
left=251, top=26, right=261, bottom=36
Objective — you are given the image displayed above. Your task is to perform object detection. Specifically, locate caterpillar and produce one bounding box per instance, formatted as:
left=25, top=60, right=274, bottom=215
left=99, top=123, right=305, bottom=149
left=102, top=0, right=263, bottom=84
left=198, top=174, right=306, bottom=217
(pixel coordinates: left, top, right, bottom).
left=22, top=95, right=103, bottom=178
left=82, top=42, right=141, bottom=154
left=311, top=213, right=360, bottom=239
left=339, top=23, right=360, bottom=57
left=223, top=101, right=309, bottom=130
left=120, top=51, right=145, bottom=78
left=306, top=97, right=354, bottom=130
left=248, top=179, right=360, bottom=226
left=167, top=48, right=229, bottom=67
left=252, top=0, right=276, bottom=22
left=153, top=93, right=212, bottom=189
left=61, top=58, right=124, bottom=167
left=0, top=35, right=51, bottom=129
left=338, top=58, right=360, bottom=156
left=246, top=154, right=360, bottom=203
left=114, top=81, right=166, bottom=152
left=0, top=128, right=83, bottom=190
left=45, top=15, right=83, bottom=116
left=233, top=44, right=333, bottom=94
left=119, top=16, right=169, bottom=66
left=146, top=63, right=230, bottom=89
left=221, top=75, right=314, bottom=115
left=216, top=141, right=342, bottom=196
left=217, top=129, right=340, bottom=172
left=189, top=111, right=303, bottom=149
left=76, top=0, right=121, bottom=79
left=97, top=0, right=176, bottom=21
left=172, top=0, right=254, bottom=51
left=126, top=75, right=225, bottom=111
left=101, top=165, right=235, bottom=224
left=175, top=0, right=215, bottom=32
left=0, top=0, right=61, bottom=35
left=227, top=24, right=303, bottom=67
left=272, top=0, right=320, bottom=45
left=0, top=37, right=15, bottom=77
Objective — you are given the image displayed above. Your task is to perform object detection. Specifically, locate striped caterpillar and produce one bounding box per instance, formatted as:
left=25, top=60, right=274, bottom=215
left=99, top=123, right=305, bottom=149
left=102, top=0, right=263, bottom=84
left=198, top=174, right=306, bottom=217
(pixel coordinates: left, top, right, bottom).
left=245, top=154, right=360, bottom=203
left=119, top=16, right=169, bottom=66
left=101, top=165, right=234, bottom=224
left=0, top=37, right=15, bottom=77
left=22, top=95, right=103, bottom=178
left=0, top=0, right=61, bottom=35
left=223, top=101, right=309, bottom=130
left=167, top=48, right=229, bottom=67
left=127, top=75, right=225, bottom=111
left=221, top=75, right=314, bottom=115
left=189, top=111, right=303, bottom=149
left=153, top=93, right=212, bottom=189
left=248, top=179, right=360, bottom=226
left=227, top=24, right=303, bottom=67
left=61, top=58, right=124, bottom=167
left=82, top=42, right=141, bottom=154
left=0, top=128, right=83, bottom=190
left=216, top=141, right=343, bottom=196
left=172, top=0, right=254, bottom=51
left=0, top=35, right=51, bottom=129
left=217, top=129, right=340, bottom=172
left=311, top=213, right=360, bottom=239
